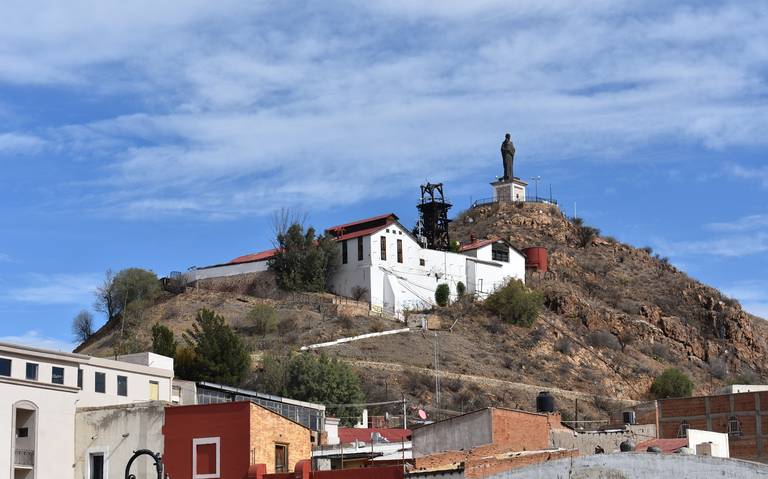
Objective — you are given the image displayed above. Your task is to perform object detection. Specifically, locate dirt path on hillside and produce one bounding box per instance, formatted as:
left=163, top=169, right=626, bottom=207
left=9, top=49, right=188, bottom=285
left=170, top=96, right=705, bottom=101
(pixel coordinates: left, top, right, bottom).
left=350, top=359, right=639, bottom=404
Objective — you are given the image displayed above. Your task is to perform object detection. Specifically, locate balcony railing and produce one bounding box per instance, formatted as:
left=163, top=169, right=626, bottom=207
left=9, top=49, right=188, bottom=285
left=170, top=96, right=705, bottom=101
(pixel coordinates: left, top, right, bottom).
left=472, top=196, right=558, bottom=208
left=14, top=448, right=34, bottom=467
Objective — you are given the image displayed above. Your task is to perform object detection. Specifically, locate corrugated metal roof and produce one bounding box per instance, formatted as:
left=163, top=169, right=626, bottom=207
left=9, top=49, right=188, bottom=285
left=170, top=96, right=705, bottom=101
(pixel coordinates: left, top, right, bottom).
left=229, top=248, right=279, bottom=264
left=459, top=238, right=497, bottom=252
left=326, top=213, right=398, bottom=234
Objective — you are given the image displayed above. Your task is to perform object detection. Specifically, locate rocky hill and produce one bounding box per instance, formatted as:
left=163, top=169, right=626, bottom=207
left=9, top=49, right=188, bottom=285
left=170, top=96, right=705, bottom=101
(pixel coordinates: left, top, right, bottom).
left=77, top=202, right=767, bottom=422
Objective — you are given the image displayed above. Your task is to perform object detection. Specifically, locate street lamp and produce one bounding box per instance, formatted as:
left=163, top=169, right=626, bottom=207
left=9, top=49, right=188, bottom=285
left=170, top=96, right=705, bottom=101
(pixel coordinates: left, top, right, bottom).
left=531, top=176, right=541, bottom=201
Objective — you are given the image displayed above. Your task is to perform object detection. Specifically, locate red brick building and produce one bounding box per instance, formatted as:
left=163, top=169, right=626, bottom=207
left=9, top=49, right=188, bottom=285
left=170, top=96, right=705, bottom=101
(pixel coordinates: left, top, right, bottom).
left=653, top=391, right=768, bottom=461
left=163, top=401, right=312, bottom=478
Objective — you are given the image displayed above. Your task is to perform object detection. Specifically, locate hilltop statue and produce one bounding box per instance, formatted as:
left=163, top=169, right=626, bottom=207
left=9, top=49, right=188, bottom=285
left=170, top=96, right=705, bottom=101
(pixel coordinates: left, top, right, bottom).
left=500, top=133, right=516, bottom=181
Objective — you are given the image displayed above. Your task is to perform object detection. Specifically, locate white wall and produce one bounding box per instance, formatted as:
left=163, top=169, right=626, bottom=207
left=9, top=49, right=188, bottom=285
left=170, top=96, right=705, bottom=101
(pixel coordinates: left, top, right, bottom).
left=688, top=429, right=729, bottom=458
left=185, top=260, right=269, bottom=282
left=0, top=342, right=174, bottom=479
left=74, top=402, right=165, bottom=479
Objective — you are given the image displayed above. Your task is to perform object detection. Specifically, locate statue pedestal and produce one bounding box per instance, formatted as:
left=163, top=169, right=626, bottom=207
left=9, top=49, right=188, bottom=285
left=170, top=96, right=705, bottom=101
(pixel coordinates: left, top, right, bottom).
left=491, top=178, right=527, bottom=202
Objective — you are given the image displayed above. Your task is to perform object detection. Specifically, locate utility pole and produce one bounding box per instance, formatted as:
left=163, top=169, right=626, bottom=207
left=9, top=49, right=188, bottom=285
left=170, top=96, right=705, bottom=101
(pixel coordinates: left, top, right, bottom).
left=531, top=176, right=541, bottom=201
left=434, top=332, right=440, bottom=420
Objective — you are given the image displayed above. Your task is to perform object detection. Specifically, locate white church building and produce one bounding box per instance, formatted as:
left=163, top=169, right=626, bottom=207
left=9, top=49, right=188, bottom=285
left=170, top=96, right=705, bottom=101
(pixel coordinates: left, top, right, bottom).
left=185, top=212, right=525, bottom=318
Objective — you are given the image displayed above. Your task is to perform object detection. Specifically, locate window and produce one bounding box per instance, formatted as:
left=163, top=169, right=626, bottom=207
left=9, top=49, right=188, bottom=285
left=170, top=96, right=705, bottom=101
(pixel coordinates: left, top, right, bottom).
left=90, top=453, right=105, bottom=479
left=26, top=363, right=38, bottom=381
left=17, top=427, right=29, bottom=438
left=492, top=243, right=510, bottom=262
left=357, top=237, right=364, bottom=261
left=380, top=236, right=387, bottom=261
left=341, top=240, right=348, bottom=264
left=149, top=380, right=159, bottom=400
left=419, top=258, right=425, bottom=267
left=193, top=437, right=220, bottom=479
left=397, top=239, right=403, bottom=263
left=728, top=416, right=742, bottom=437
left=275, top=444, right=289, bottom=473
left=117, top=375, right=128, bottom=396
left=52, top=366, right=65, bottom=385
left=677, top=420, right=689, bottom=438
left=78, top=368, right=83, bottom=389
left=95, top=372, right=106, bottom=393
left=0, top=357, right=11, bottom=376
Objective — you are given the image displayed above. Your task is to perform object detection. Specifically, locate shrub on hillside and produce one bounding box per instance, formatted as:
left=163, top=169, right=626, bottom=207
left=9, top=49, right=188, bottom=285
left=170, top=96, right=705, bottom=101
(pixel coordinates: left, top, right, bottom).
left=456, top=281, right=466, bottom=299
left=587, top=331, right=621, bottom=351
left=484, top=279, right=542, bottom=327
left=248, top=304, right=278, bottom=335
left=555, top=337, right=578, bottom=355
left=351, top=285, right=368, bottom=301
left=435, top=283, right=450, bottom=307
left=650, top=368, right=694, bottom=399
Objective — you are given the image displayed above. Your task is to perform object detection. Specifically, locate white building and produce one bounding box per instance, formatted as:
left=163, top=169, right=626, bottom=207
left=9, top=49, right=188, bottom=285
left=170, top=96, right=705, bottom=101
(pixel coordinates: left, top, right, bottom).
left=183, top=212, right=526, bottom=319
left=0, top=342, right=173, bottom=479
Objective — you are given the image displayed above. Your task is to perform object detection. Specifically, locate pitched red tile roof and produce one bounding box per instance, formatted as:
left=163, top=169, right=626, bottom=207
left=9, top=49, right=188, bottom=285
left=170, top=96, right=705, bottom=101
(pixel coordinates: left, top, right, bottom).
left=326, top=213, right=398, bottom=235
left=338, top=428, right=411, bottom=444
left=635, top=438, right=688, bottom=453
left=459, top=238, right=497, bottom=252
left=229, top=248, right=279, bottom=264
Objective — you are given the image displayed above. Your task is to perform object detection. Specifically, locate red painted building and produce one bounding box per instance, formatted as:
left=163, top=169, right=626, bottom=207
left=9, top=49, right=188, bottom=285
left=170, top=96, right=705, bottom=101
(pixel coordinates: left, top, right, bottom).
left=163, top=401, right=312, bottom=478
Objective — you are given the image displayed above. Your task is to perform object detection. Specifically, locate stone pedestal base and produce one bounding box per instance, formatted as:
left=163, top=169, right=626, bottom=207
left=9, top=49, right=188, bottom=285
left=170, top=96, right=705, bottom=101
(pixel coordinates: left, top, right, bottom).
left=491, top=178, right=527, bottom=202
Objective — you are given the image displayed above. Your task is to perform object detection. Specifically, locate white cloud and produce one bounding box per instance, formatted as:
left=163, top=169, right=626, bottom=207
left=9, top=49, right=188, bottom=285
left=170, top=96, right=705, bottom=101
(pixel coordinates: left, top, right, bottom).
left=0, top=330, right=75, bottom=352
left=723, top=281, right=768, bottom=320
left=727, top=164, right=768, bottom=189
left=3, top=1, right=768, bottom=217
left=707, top=214, right=768, bottom=232
left=656, top=233, right=768, bottom=258
left=0, top=253, right=11, bottom=263
left=0, top=133, right=44, bottom=154
left=3, top=273, right=100, bottom=305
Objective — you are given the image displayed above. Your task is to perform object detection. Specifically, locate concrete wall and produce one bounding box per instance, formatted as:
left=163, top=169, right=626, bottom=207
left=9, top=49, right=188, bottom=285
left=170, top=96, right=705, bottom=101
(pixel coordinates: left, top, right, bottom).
left=413, top=409, right=492, bottom=457
left=688, top=429, right=729, bottom=458
left=550, top=424, right=657, bottom=455
left=74, top=401, right=165, bottom=479
left=483, top=453, right=768, bottom=478
left=185, top=259, right=269, bottom=282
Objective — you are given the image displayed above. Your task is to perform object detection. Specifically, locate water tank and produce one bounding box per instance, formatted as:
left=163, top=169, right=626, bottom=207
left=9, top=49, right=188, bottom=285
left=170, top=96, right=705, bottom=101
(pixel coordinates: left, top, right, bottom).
left=524, top=247, right=548, bottom=273
left=622, top=411, right=636, bottom=425
left=619, top=440, right=635, bottom=452
left=536, top=391, right=555, bottom=413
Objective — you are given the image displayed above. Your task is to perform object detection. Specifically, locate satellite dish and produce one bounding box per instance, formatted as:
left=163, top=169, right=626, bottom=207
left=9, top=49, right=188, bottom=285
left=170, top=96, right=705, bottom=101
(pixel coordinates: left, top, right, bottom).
left=418, top=409, right=427, bottom=420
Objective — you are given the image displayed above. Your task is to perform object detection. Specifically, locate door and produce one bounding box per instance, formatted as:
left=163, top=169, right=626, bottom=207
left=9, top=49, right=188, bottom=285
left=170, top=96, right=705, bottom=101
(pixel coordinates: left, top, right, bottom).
left=275, top=444, right=288, bottom=473
left=90, top=454, right=104, bottom=479
left=149, top=381, right=159, bottom=400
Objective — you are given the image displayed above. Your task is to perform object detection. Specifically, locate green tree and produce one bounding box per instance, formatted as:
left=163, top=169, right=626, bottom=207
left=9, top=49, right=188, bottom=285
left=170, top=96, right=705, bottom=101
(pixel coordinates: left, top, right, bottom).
left=268, top=223, right=339, bottom=292
left=183, top=309, right=251, bottom=385
left=247, top=304, right=278, bottom=335
left=651, top=368, right=694, bottom=399
left=94, top=268, right=161, bottom=321
left=151, top=323, right=178, bottom=358
left=435, top=283, right=450, bottom=307
left=484, top=279, right=542, bottom=327
left=259, top=352, right=364, bottom=425
left=456, top=281, right=466, bottom=299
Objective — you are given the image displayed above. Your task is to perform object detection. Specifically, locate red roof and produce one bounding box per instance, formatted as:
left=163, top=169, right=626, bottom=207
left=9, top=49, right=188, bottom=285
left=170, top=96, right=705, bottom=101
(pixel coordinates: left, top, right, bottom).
left=459, top=238, right=497, bottom=252
left=635, top=438, right=688, bottom=453
left=229, top=248, right=279, bottom=264
left=326, top=213, right=398, bottom=235
left=335, top=225, right=392, bottom=242
left=338, top=428, right=411, bottom=444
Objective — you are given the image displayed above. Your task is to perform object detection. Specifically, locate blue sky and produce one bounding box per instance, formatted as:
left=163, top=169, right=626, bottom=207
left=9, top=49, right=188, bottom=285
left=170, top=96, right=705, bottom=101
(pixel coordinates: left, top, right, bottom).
left=0, top=0, right=766, bottom=351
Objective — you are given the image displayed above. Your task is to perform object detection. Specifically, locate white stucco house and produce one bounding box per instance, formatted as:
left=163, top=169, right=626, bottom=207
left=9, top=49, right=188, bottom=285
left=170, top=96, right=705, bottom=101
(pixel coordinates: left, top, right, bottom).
left=185, top=212, right=525, bottom=319
left=0, top=342, right=173, bottom=479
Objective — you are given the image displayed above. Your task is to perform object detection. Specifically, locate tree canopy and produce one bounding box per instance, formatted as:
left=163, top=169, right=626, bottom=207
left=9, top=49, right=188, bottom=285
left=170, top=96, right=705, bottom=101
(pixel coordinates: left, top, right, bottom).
left=181, top=309, right=251, bottom=385
left=259, top=352, right=364, bottom=425
left=268, top=223, right=338, bottom=292
left=650, top=368, right=694, bottom=399
left=94, top=268, right=161, bottom=320
left=151, top=323, right=178, bottom=358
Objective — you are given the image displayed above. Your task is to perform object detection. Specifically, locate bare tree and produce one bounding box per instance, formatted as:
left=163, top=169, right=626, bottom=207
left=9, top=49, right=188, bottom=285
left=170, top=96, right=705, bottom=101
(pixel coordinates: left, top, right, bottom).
left=72, top=310, right=94, bottom=343
left=94, top=269, right=117, bottom=320
left=271, top=207, right=307, bottom=245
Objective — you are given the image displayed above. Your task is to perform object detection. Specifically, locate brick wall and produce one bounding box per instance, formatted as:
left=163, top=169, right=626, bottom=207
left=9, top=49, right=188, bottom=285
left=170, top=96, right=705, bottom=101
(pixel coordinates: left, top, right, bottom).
left=657, top=392, right=767, bottom=461
left=249, top=403, right=312, bottom=473
left=490, top=408, right=553, bottom=451
left=463, top=449, right=578, bottom=478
